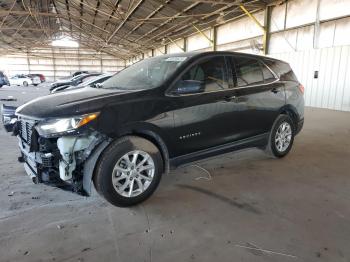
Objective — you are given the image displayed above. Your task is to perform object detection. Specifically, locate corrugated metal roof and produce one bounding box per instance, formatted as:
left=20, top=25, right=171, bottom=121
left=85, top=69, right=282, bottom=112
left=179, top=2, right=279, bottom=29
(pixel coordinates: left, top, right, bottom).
left=0, top=0, right=277, bottom=59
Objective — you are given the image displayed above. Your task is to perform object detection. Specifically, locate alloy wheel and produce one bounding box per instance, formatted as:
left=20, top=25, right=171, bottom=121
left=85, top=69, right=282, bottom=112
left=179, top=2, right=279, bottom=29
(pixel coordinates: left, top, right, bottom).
left=112, top=150, right=155, bottom=197
left=275, top=122, right=292, bottom=152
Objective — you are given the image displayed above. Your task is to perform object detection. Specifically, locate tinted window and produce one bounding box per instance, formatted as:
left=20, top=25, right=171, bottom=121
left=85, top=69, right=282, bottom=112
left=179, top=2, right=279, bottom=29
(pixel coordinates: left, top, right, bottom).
left=261, top=63, right=276, bottom=83
left=174, top=56, right=228, bottom=94
left=232, top=57, right=264, bottom=87
left=264, top=60, right=298, bottom=82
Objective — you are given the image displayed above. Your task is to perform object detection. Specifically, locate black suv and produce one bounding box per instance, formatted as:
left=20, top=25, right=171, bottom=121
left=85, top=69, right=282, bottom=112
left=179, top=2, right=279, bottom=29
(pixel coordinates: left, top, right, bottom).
left=13, top=51, right=304, bottom=207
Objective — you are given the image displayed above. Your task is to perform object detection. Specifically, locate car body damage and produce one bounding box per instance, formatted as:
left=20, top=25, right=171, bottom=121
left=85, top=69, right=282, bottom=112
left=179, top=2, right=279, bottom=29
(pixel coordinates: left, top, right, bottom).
left=14, top=117, right=111, bottom=195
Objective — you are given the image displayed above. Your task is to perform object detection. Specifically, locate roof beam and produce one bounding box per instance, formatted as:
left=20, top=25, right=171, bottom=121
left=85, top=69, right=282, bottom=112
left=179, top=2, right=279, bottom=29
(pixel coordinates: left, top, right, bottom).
left=106, top=0, right=144, bottom=44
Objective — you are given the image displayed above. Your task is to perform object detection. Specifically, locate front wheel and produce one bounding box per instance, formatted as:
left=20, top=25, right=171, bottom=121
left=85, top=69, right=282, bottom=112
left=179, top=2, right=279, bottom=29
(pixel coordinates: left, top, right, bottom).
left=23, top=81, right=28, bottom=87
left=93, top=136, right=163, bottom=207
left=266, top=114, right=295, bottom=158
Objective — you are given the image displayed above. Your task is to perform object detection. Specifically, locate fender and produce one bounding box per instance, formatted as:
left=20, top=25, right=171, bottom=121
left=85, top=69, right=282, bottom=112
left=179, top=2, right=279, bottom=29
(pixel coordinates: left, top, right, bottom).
left=279, top=104, right=300, bottom=123
left=118, top=122, right=171, bottom=173
left=82, top=124, right=171, bottom=196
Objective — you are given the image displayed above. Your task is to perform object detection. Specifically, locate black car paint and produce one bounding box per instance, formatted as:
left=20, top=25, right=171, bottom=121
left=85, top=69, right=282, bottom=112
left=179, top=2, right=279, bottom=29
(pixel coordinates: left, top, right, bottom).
left=14, top=51, right=304, bottom=195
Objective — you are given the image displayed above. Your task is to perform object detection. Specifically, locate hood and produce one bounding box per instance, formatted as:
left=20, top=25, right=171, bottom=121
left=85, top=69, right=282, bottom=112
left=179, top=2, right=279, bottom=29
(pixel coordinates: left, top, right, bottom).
left=16, top=87, right=143, bottom=119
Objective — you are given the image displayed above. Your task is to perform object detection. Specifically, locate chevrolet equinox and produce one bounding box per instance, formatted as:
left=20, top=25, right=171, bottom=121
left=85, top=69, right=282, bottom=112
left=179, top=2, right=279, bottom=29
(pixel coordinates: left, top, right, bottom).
left=13, top=51, right=304, bottom=207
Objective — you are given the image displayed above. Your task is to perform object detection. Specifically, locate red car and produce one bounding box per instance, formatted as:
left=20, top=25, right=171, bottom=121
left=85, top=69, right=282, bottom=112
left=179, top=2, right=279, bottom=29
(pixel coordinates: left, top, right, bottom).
left=28, top=74, right=45, bottom=83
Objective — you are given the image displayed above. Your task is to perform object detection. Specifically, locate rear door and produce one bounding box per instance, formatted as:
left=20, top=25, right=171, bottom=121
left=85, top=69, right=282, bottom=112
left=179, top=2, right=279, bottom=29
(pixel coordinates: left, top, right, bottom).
left=228, top=55, right=285, bottom=138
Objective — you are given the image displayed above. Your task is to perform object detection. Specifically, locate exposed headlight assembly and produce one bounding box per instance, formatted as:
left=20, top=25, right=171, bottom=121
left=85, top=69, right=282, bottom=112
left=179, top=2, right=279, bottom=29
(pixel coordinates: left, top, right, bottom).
left=35, top=112, right=100, bottom=137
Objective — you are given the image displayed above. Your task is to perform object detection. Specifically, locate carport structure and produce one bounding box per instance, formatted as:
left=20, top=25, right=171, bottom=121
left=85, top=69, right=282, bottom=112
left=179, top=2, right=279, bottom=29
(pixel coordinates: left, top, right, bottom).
left=0, top=0, right=273, bottom=59
left=1, top=1, right=350, bottom=261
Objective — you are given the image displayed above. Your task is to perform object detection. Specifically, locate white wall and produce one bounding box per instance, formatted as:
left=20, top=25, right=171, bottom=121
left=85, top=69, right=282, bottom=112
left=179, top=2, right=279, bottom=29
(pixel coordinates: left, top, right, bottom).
left=271, top=46, right=350, bottom=111
left=0, top=48, right=124, bottom=81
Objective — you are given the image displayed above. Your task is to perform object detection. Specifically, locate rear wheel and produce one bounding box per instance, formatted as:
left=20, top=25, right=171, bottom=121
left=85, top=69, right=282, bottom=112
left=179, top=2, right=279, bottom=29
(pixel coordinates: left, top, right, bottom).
left=23, top=81, right=28, bottom=87
left=93, top=136, right=163, bottom=207
left=266, top=114, right=295, bottom=158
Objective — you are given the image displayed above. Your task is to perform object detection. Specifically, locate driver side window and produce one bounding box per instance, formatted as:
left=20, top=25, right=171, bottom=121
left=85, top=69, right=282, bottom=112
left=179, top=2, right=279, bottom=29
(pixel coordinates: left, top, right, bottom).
left=174, top=56, right=228, bottom=95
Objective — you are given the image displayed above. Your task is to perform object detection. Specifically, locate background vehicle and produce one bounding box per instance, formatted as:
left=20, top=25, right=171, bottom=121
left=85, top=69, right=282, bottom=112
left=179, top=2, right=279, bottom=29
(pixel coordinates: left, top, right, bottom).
left=72, top=71, right=88, bottom=77
left=28, top=73, right=45, bottom=83
left=50, top=73, right=113, bottom=93
left=12, top=51, right=304, bottom=207
left=9, top=74, right=40, bottom=86
left=1, top=104, right=17, bottom=132
left=49, top=73, right=101, bottom=91
left=0, top=71, right=10, bottom=87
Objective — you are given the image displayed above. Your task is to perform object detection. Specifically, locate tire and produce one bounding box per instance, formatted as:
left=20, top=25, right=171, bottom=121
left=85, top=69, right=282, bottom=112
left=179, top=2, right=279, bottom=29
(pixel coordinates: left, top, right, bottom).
left=93, top=136, right=163, bottom=207
left=266, top=114, right=295, bottom=158
left=23, top=81, right=28, bottom=87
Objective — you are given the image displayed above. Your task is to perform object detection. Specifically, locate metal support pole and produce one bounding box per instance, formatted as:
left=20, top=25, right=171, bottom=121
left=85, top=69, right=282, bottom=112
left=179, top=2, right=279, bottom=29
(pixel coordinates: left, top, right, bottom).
left=183, top=37, right=188, bottom=52
left=213, top=26, right=218, bottom=51
left=26, top=51, right=31, bottom=74
left=264, top=6, right=272, bottom=55
left=313, top=0, right=321, bottom=49
left=51, top=47, right=56, bottom=81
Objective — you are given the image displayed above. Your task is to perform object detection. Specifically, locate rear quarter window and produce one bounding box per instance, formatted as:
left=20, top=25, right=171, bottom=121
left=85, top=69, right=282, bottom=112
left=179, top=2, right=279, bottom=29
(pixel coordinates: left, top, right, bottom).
left=264, top=59, right=298, bottom=82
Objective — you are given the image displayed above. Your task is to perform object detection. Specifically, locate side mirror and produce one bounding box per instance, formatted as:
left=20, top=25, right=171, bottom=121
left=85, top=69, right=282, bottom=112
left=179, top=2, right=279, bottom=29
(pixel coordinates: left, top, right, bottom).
left=174, top=80, right=204, bottom=95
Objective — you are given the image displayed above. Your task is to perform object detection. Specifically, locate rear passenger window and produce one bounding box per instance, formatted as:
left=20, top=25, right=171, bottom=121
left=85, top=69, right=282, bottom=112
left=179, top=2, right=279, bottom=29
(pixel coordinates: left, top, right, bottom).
left=232, top=57, right=264, bottom=87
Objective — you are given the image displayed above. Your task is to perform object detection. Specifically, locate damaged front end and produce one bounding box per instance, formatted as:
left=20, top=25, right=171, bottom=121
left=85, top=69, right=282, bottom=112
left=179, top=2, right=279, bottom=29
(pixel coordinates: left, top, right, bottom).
left=14, top=113, right=110, bottom=196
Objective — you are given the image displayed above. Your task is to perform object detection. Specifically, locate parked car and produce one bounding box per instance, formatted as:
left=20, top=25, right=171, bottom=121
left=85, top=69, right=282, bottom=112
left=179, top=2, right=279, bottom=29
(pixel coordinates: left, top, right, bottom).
left=0, top=71, right=10, bottom=87
left=28, top=74, right=45, bottom=83
left=49, top=73, right=101, bottom=91
left=1, top=104, right=17, bottom=132
left=72, top=71, right=88, bottom=77
left=11, top=51, right=304, bottom=207
left=9, top=74, right=40, bottom=86
left=51, top=73, right=113, bottom=93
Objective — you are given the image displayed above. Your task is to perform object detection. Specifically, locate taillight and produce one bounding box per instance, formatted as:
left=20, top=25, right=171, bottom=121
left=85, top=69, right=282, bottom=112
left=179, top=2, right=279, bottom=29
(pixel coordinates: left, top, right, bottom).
left=298, top=84, right=304, bottom=95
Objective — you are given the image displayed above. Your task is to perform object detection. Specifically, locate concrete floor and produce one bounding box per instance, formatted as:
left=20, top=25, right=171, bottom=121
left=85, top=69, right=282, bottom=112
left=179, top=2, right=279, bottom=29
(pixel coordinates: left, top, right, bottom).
left=1, top=85, right=350, bottom=262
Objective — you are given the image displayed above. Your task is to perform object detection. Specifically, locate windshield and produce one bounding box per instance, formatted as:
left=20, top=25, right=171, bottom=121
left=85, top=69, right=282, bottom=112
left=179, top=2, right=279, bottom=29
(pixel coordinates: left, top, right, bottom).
left=102, top=56, right=189, bottom=90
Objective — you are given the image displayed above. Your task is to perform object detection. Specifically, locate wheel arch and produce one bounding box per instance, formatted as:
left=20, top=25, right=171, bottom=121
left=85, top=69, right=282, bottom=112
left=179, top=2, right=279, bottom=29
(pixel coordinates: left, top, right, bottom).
left=118, top=127, right=170, bottom=175
left=279, top=105, right=299, bottom=130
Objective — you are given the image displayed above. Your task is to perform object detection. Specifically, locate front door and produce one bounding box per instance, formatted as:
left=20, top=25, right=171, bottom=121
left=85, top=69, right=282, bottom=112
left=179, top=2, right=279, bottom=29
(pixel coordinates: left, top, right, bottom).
left=168, top=55, right=239, bottom=157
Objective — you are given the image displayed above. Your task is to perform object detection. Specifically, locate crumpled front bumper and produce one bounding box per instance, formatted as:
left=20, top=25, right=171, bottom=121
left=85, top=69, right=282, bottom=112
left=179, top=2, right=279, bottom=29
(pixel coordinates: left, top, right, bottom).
left=17, top=131, right=111, bottom=196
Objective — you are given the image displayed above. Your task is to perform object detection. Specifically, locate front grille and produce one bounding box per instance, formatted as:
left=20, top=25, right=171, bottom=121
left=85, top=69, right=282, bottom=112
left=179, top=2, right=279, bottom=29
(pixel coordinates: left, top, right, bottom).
left=41, top=153, right=54, bottom=167
left=20, top=120, right=35, bottom=145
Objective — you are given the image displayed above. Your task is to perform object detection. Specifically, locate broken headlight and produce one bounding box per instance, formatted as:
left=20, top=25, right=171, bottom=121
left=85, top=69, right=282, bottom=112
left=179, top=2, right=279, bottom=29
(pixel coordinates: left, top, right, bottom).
left=35, top=112, right=100, bottom=137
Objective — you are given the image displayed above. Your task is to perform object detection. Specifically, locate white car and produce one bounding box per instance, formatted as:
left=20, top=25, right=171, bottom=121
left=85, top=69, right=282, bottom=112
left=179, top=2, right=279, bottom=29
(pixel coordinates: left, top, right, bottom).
left=9, top=74, right=41, bottom=86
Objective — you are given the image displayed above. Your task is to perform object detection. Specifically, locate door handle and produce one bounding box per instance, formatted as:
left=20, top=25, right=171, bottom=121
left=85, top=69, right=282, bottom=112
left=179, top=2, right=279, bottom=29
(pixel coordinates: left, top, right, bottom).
left=271, top=88, right=279, bottom=93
